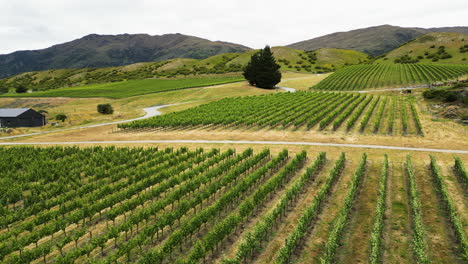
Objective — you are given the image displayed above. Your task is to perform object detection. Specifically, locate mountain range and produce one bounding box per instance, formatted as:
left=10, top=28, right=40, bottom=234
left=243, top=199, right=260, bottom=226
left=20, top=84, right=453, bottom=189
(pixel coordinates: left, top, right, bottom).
left=0, top=33, right=250, bottom=78
left=287, top=25, right=468, bottom=56
left=1, top=25, right=467, bottom=78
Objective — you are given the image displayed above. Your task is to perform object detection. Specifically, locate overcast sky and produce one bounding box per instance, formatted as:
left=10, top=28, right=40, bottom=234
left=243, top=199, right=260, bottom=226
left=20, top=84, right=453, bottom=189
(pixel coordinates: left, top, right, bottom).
left=1, top=0, right=467, bottom=54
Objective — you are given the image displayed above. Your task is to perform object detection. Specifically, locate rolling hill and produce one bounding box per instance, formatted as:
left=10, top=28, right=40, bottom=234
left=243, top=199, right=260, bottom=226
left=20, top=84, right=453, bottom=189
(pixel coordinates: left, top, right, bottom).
left=287, top=25, right=468, bottom=56
left=376, top=32, right=468, bottom=64
left=0, top=47, right=368, bottom=92
left=0, top=33, right=251, bottom=79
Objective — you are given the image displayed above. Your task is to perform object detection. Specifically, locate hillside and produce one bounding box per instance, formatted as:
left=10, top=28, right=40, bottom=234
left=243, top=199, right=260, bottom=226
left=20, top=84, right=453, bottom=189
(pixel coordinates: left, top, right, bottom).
left=0, top=33, right=251, bottom=79
left=0, top=47, right=367, bottom=92
left=228, top=47, right=369, bottom=72
left=376, top=32, right=468, bottom=64
left=287, top=25, right=468, bottom=56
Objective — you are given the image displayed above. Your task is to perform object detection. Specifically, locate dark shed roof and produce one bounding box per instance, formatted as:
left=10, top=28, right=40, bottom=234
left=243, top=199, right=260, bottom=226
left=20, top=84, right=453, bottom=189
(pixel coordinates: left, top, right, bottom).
left=0, top=108, right=32, bottom=117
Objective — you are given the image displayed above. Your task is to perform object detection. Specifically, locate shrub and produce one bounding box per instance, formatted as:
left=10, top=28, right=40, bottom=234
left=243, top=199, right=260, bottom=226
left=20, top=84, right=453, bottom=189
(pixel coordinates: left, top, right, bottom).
left=394, top=54, right=419, bottom=64
left=55, top=114, right=68, bottom=122
left=97, top=104, right=114, bottom=115
left=0, top=86, right=8, bottom=94
left=444, top=92, right=458, bottom=102
left=423, top=89, right=459, bottom=102
left=16, top=86, right=28, bottom=93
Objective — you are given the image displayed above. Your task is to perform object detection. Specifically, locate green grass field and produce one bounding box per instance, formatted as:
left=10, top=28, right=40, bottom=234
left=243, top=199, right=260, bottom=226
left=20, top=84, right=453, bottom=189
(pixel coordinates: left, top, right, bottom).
left=312, top=63, right=468, bottom=90
left=0, top=75, right=244, bottom=99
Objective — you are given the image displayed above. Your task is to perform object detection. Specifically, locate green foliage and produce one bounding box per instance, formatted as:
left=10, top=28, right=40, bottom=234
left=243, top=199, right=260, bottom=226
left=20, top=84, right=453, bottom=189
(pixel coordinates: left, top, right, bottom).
left=454, top=157, right=468, bottom=190
left=140, top=149, right=289, bottom=263
left=430, top=156, right=468, bottom=261
left=401, top=99, right=409, bottom=135
left=369, top=155, right=388, bottom=264
left=97, top=104, right=114, bottom=115
left=460, top=45, right=468, bottom=53
left=0, top=86, right=8, bottom=94
left=55, top=114, right=67, bottom=122
left=409, top=99, right=424, bottom=135
left=425, top=46, right=452, bottom=61
left=405, top=155, right=430, bottom=264
left=346, top=96, right=375, bottom=130
left=243, top=46, right=282, bottom=89
left=394, top=54, right=419, bottom=64
left=119, top=92, right=421, bottom=135
left=313, top=64, right=468, bottom=90
left=373, top=97, right=388, bottom=133
left=359, top=97, right=380, bottom=132
left=320, top=153, right=367, bottom=264
left=223, top=152, right=326, bottom=264
left=274, top=153, right=346, bottom=264
left=327, top=95, right=367, bottom=130
left=182, top=151, right=307, bottom=264
left=15, top=85, right=27, bottom=93
left=422, top=89, right=462, bottom=103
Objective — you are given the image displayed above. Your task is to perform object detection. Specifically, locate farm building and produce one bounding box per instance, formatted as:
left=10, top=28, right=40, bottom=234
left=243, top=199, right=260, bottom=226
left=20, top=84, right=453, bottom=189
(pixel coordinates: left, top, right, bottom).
left=0, top=108, right=46, bottom=128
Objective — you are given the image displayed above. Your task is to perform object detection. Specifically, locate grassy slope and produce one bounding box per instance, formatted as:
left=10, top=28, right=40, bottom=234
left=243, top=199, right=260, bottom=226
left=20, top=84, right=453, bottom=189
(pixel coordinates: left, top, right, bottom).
left=315, top=48, right=369, bottom=67
left=0, top=75, right=244, bottom=99
left=0, top=47, right=368, bottom=92
left=228, top=46, right=369, bottom=73
left=377, top=32, right=468, bottom=64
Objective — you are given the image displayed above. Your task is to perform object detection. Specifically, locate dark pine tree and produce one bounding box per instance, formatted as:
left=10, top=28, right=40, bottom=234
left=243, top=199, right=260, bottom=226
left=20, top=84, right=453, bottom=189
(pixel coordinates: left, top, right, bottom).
left=243, top=52, right=260, bottom=86
left=243, top=46, right=281, bottom=89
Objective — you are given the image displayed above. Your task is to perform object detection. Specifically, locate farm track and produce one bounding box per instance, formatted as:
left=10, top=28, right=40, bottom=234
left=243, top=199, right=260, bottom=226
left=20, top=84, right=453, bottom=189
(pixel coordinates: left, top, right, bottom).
left=1, top=139, right=467, bottom=154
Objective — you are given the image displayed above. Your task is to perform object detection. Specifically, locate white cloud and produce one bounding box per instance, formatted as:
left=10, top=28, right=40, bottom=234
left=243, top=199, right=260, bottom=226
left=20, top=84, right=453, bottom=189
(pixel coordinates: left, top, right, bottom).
left=0, top=0, right=467, bottom=54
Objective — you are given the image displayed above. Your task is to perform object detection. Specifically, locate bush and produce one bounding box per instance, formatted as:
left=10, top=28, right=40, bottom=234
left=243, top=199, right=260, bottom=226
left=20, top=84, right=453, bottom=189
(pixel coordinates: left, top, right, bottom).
left=56, top=114, right=68, bottom=122
left=445, top=92, right=458, bottom=102
left=394, top=54, right=419, bottom=64
left=423, top=89, right=459, bottom=102
left=16, top=86, right=28, bottom=93
left=0, top=86, right=8, bottom=94
left=97, top=104, right=114, bottom=114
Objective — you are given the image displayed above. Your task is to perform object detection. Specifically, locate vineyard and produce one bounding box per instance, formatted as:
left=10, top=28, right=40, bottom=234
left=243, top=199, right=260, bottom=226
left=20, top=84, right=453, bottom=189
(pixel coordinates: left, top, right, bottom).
left=0, top=146, right=466, bottom=264
left=118, top=92, right=424, bottom=136
left=312, top=63, right=468, bottom=90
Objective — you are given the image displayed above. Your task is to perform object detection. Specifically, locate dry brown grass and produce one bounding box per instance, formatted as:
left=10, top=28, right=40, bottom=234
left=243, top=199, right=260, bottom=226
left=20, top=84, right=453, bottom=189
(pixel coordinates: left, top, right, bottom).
left=278, top=72, right=331, bottom=90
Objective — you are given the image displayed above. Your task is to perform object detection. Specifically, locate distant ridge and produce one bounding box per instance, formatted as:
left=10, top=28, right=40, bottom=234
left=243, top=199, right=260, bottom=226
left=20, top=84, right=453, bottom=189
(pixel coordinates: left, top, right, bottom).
left=0, top=33, right=251, bottom=78
left=287, top=25, right=468, bottom=56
